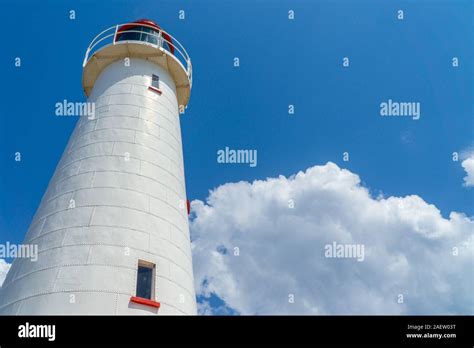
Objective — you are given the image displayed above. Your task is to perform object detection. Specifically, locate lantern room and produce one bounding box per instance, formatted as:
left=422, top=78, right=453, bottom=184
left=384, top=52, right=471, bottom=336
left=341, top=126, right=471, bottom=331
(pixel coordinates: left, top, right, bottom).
left=114, top=19, right=175, bottom=54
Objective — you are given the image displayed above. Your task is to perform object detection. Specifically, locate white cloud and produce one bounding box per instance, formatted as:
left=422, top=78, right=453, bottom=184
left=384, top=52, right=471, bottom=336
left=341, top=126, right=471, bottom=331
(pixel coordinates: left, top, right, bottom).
left=197, top=299, right=214, bottom=316
left=461, top=155, right=474, bottom=187
left=190, top=162, right=474, bottom=315
left=0, top=259, right=11, bottom=288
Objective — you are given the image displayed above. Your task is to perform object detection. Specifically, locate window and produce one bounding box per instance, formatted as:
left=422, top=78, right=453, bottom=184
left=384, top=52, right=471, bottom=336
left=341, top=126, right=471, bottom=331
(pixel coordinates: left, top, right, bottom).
left=140, top=26, right=159, bottom=45
left=136, top=260, right=155, bottom=300
left=149, top=74, right=162, bottom=94
left=151, top=74, right=160, bottom=89
left=115, top=25, right=159, bottom=45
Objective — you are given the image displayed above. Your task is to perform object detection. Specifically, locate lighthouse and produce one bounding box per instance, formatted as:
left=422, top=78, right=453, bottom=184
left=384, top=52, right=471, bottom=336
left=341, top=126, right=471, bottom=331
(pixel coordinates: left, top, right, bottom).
left=0, top=20, right=197, bottom=315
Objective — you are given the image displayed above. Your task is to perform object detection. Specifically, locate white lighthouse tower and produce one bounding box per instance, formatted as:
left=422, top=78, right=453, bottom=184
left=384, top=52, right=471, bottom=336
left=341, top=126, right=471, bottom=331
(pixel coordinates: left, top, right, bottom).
left=0, top=20, right=197, bottom=315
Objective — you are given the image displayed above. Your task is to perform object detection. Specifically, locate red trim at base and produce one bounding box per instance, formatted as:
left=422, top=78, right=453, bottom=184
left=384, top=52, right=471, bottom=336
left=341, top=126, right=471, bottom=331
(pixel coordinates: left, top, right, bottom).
left=148, top=86, right=162, bottom=94
left=186, top=199, right=191, bottom=215
left=130, top=296, right=161, bottom=308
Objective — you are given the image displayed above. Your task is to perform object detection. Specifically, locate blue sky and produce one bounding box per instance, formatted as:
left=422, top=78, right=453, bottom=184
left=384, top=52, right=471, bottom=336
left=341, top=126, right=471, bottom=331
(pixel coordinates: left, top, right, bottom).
left=0, top=0, right=472, bottom=314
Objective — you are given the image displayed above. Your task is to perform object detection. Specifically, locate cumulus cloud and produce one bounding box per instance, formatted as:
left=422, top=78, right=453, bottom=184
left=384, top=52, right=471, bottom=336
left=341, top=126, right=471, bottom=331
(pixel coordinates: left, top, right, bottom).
left=190, top=162, right=474, bottom=315
left=0, top=259, right=11, bottom=288
left=461, top=155, right=474, bottom=187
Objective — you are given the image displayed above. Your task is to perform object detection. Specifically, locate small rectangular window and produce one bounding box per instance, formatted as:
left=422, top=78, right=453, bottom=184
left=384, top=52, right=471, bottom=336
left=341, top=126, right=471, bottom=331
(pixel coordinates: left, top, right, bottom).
left=151, top=74, right=160, bottom=89
left=136, top=260, right=155, bottom=300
